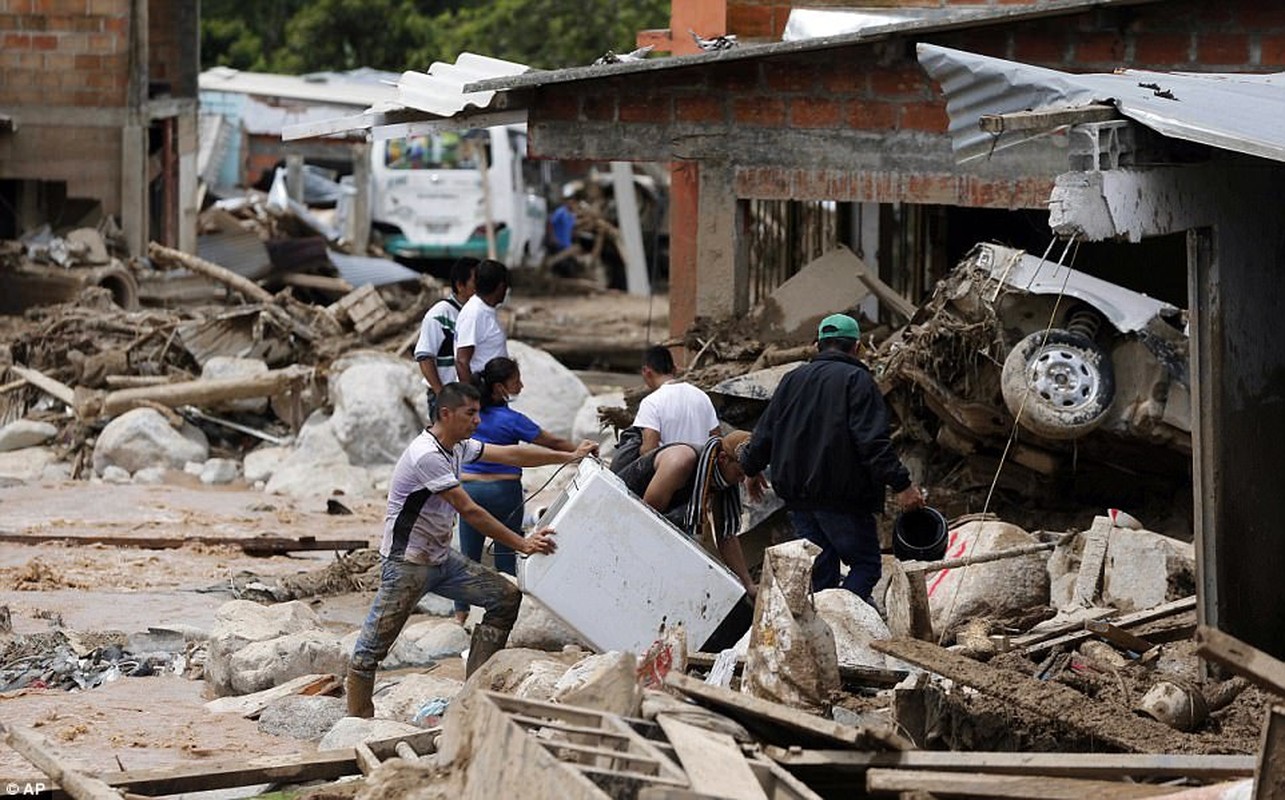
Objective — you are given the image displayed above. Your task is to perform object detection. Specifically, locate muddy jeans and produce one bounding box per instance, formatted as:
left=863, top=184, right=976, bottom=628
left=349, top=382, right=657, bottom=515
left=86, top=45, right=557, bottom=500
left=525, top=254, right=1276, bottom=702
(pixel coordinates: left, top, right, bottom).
left=350, top=549, right=521, bottom=679
left=789, top=509, right=881, bottom=604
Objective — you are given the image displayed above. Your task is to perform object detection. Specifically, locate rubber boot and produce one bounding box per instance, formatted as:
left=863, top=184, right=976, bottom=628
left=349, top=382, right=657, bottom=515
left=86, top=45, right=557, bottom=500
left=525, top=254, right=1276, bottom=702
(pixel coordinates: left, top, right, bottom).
left=464, top=624, right=509, bottom=678
left=345, top=669, right=375, bottom=718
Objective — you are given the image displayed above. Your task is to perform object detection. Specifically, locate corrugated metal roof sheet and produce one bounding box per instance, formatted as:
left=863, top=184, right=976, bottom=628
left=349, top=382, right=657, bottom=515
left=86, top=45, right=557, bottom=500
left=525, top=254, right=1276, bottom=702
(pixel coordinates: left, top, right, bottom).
left=397, top=52, right=529, bottom=116
left=199, top=67, right=400, bottom=108
left=918, top=43, right=1285, bottom=164
left=327, top=250, right=423, bottom=287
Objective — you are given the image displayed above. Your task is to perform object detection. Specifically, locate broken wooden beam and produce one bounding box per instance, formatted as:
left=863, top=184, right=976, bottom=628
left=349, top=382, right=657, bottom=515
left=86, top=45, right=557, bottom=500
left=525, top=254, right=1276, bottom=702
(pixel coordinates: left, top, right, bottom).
left=657, top=715, right=768, bottom=800
left=902, top=540, right=1059, bottom=574
left=865, top=767, right=1182, bottom=799
left=148, top=241, right=274, bottom=304
left=1, top=722, right=124, bottom=800
left=204, top=673, right=341, bottom=718
left=1087, top=619, right=1157, bottom=655
left=978, top=103, right=1120, bottom=134
left=765, top=748, right=1255, bottom=781
left=664, top=671, right=910, bottom=751
left=1071, top=516, right=1112, bottom=608
left=683, top=652, right=908, bottom=688
left=8, top=364, right=76, bottom=406
left=1020, top=597, right=1196, bottom=658
left=0, top=531, right=367, bottom=555
left=1256, top=706, right=1285, bottom=800
left=97, top=364, right=313, bottom=418
left=1195, top=625, right=1285, bottom=698
left=871, top=637, right=1201, bottom=753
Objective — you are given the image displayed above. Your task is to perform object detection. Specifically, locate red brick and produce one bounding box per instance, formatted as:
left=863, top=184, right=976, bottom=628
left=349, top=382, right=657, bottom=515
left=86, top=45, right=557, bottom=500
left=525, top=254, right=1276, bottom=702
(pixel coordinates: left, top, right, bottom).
left=1134, top=33, right=1193, bottom=66
left=1196, top=33, right=1249, bottom=66
left=29, top=32, right=54, bottom=48
left=821, top=69, right=864, bottom=96
left=1013, top=33, right=1066, bottom=66
left=4, top=31, right=30, bottom=47
left=898, top=101, right=949, bottom=132
left=733, top=95, right=785, bottom=126
left=581, top=93, right=615, bottom=122
left=1072, top=33, right=1127, bottom=66
left=0, top=15, right=15, bottom=29
left=17, top=13, right=44, bottom=29
left=846, top=99, right=898, bottom=130
left=709, top=65, right=760, bottom=93
left=41, top=50, right=71, bottom=69
left=728, top=5, right=774, bottom=38
left=946, top=28, right=1011, bottom=59
left=537, top=90, right=578, bottom=122
left=789, top=97, right=841, bottom=129
left=1262, top=33, right=1285, bottom=67
left=88, top=32, right=114, bottom=51
left=619, top=94, right=670, bottom=124
left=868, top=67, right=929, bottom=99
left=763, top=62, right=816, bottom=93
left=676, top=93, right=726, bottom=124
left=72, top=52, right=99, bottom=69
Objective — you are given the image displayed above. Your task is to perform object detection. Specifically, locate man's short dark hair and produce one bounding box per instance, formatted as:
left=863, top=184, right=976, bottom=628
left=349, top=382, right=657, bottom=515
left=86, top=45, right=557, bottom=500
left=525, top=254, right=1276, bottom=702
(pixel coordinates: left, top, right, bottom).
left=818, top=337, right=857, bottom=353
left=450, top=257, right=479, bottom=294
left=475, top=259, right=508, bottom=295
left=436, top=382, right=481, bottom=419
left=643, top=345, right=675, bottom=375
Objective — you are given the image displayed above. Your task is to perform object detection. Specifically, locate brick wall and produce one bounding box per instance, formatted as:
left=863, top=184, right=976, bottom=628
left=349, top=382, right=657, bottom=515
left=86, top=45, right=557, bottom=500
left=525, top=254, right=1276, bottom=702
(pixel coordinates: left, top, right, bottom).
left=0, top=123, right=123, bottom=213
left=0, top=0, right=132, bottom=108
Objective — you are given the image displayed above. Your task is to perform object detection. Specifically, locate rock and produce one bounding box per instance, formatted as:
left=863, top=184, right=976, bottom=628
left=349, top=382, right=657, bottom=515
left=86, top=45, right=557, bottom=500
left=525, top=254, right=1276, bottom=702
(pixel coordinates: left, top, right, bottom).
left=265, top=412, right=375, bottom=500
left=926, top=520, right=1050, bottom=635
left=201, top=356, right=270, bottom=413
left=0, top=420, right=57, bottom=452
left=509, top=596, right=589, bottom=651
left=375, top=673, right=466, bottom=724
left=39, top=461, right=71, bottom=483
left=551, top=651, right=641, bottom=717
left=133, top=466, right=167, bottom=485
left=329, top=353, right=425, bottom=466
left=92, top=408, right=208, bottom=475
left=813, top=588, right=895, bottom=671
left=244, top=446, right=290, bottom=484
left=200, top=458, right=240, bottom=485
left=205, top=600, right=327, bottom=697
left=1102, top=528, right=1196, bottom=612
left=512, top=659, right=571, bottom=702
left=415, top=592, right=456, bottom=617
left=228, top=630, right=348, bottom=695
left=461, top=647, right=576, bottom=698
left=101, top=465, right=132, bottom=484
left=318, top=717, right=422, bottom=751
left=257, top=695, right=347, bottom=741
left=0, top=447, right=56, bottom=483
left=572, top=391, right=624, bottom=442
left=384, top=621, right=470, bottom=669
left=508, top=340, right=590, bottom=441
left=184, top=460, right=204, bottom=476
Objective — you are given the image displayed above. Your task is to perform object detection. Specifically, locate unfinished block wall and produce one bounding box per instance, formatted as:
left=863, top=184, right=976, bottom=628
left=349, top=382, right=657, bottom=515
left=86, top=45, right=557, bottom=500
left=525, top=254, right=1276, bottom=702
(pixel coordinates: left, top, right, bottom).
left=0, top=0, right=133, bottom=213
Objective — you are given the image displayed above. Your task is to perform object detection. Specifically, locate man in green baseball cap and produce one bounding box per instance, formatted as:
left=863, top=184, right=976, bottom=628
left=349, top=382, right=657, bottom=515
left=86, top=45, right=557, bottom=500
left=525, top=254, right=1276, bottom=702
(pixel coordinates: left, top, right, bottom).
left=739, top=312, right=925, bottom=604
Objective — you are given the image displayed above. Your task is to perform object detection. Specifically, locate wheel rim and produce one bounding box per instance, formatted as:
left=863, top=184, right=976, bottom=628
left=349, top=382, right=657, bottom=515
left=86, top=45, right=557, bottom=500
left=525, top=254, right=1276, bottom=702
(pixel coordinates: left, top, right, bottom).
left=1026, top=345, right=1101, bottom=412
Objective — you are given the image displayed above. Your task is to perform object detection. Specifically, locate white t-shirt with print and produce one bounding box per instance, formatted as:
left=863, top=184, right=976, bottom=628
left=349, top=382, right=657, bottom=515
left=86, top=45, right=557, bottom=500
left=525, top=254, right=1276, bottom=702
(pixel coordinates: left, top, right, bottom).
left=633, top=380, right=719, bottom=448
left=380, top=431, right=484, bottom=565
left=454, top=294, right=509, bottom=378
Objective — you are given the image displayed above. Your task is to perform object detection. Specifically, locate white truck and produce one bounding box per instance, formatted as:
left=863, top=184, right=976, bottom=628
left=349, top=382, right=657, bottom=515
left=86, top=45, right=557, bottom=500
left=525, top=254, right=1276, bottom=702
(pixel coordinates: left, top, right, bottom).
left=369, top=125, right=548, bottom=266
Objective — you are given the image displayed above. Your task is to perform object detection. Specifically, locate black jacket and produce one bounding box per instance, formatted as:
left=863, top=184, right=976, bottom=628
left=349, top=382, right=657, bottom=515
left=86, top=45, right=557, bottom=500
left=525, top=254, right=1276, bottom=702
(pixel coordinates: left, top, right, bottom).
left=740, top=350, right=911, bottom=513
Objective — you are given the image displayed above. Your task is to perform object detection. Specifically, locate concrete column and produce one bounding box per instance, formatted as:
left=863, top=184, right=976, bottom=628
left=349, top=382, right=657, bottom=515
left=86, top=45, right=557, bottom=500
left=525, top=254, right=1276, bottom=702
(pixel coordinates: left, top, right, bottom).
left=668, top=161, right=699, bottom=348
left=695, top=159, right=747, bottom=320
left=120, top=123, right=147, bottom=256
left=350, top=140, right=371, bottom=253
left=176, top=111, right=198, bottom=253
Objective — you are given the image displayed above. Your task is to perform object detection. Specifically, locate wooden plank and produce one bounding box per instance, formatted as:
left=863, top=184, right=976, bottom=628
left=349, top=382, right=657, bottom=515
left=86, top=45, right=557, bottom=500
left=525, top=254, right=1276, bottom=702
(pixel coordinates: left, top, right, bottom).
left=903, top=541, right=1059, bottom=574
left=52, top=750, right=360, bottom=799
left=978, top=103, right=1120, bottom=134
left=510, top=714, right=633, bottom=741
left=658, top=716, right=768, bottom=800
left=765, top=748, right=1255, bottom=781
left=1, top=722, right=126, bottom=800
left=1256, top=706, right=1285, bottom=800
left=0, top=531, right=367, bottom=555
left=1072, top=516, right=1112, bottom=608
left=871, top=638, right=1197, bottom=753
left=866, top=768, right=1181, bottom=799
left=683, top=652, right=908, bottom=688
left=664, top=671, right=908, bottom=751
left=1021, top=597, right=1196, bottom=658
left=1196, top=626, right=1285, bottom=698
left=541, top=739, right=663, bottom=771
left=906, top=569, right=934, bottom=641
left=203, top=673, right=341, bottom=717
left=354, top=742, right=380, bottom=776
left=1087, top=620, right=1157, bottom=655
left=8, top=365, right=76, bottom=406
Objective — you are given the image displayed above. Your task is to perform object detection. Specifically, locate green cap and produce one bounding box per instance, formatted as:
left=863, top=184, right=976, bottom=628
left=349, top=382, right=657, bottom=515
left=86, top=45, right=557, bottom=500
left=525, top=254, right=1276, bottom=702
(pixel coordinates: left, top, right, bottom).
left=817, top=313, right=860, bottom=341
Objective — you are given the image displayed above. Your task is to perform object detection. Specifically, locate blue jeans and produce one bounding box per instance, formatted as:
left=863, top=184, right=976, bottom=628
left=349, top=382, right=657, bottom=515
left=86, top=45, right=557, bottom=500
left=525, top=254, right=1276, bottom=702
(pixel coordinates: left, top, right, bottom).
left=350, top=550, right=520, bottom=679
left=454, top=478, right=523, bottom=613
left=789, top=509, right=881, bottom=603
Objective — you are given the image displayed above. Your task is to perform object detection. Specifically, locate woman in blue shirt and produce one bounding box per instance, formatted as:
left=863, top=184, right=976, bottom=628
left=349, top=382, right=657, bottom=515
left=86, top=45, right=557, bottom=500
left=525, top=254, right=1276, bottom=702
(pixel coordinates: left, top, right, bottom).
left=455, top=356, right=579, bottom=624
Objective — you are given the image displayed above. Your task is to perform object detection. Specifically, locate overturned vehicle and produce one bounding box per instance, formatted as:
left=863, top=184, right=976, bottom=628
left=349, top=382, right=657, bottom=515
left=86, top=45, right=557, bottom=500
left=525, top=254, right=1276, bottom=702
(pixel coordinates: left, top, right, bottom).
left=877, top=243, right=1191, bottom=486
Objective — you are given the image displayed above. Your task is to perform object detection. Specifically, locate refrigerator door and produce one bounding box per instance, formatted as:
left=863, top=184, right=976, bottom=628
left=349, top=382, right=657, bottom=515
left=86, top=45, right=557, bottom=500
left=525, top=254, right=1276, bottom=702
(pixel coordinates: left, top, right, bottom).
left=518, top=460, right=746, bottom=655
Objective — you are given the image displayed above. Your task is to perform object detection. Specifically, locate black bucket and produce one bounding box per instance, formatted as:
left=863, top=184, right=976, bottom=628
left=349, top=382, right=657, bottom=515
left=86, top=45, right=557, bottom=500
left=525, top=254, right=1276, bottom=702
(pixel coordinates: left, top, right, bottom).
left=893, top=506, right=949, bottom=562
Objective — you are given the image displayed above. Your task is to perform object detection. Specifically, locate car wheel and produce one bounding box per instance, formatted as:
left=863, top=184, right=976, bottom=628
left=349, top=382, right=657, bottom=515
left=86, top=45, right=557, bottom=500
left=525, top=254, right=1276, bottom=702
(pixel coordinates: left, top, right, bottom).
left=1000, top=329, right=1115, bottom=440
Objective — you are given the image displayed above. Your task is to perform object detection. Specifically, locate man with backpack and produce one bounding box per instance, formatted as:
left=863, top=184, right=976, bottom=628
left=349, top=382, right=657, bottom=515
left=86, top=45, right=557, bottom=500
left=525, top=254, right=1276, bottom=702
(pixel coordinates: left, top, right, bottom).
left=414, top=257, right=478, bottom=419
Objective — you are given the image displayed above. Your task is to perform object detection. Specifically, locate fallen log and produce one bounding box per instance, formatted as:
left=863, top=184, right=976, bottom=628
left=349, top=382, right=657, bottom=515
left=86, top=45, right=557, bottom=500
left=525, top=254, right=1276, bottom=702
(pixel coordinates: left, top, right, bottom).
left=902, top=539, right=1061, bottom=574
left=871, top=637, right=1209, bottom=754
left=8, top=364, right=76, bottom=406
left=0, top=531, right=367, bottom=555
left=93, top=364, right=313, bottom=418
left=148, top=241, right=273, bottom=304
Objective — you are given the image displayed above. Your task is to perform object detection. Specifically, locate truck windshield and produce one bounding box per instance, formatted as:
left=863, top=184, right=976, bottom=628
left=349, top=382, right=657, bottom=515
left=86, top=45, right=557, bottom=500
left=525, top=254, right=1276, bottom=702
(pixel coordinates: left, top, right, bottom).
left=383, top=132, right=491, bottom=171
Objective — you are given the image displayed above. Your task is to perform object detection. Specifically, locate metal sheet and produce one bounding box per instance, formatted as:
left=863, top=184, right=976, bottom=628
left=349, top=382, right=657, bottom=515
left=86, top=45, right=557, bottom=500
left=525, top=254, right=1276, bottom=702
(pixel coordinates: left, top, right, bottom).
left=196, top=229, right=272, bottom=280
left=326, top=250, right=421, bottom=287
left=918, top=44, right=1285, bottom=164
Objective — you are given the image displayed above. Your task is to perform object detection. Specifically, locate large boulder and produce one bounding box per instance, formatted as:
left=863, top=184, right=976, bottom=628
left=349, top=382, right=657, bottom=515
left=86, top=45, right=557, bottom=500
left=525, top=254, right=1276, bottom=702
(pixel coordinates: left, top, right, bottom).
left=329, top=352, right=425, bottom=466
left=1102, top=528, right=1196, bottom=612
left=384, top=621, right=470, bottom=669
left=244, top=445, right=290, bottom=484
left=509, top=596, right=589, bottom=651
left=264, top=412, right=375, bottom=500
left=814, top=588, right=896, bottom=671
left=205, top=600, right=329, bottom=696
left=257, top=695, right=347, bottom=741
left=375, top=672, right=466, bottom=723
left=92, top=408, right=208, bottom=475
left=227, top=630, right=348, bottom=695
left=0, top=446, right=57, bottom=482
left=926, top=520, right=1050, bottom=635
left=460, top=647, right=578, bottom=699
left=318, top=717, right=422, bottom=751
left=0, top=420, right=57, bottom=452
left=508, top=340, right=589, bottom=441
left=201, top=356, right=269, bottom=413
left=572, top=391, right=624, bottom=443
left=551, top=651, right=641, bottom=717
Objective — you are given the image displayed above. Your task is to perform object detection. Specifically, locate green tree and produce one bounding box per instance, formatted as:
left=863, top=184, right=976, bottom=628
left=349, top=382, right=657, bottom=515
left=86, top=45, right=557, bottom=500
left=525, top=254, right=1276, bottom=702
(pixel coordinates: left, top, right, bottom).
left=201, top=0, right=308, bottom=71
left=272, top=0, right=439, bottom=73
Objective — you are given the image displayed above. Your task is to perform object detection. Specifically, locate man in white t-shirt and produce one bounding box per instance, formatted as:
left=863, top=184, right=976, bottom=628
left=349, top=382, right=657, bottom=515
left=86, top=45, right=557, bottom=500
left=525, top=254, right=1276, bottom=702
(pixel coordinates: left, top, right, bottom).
left=625, top=345, right=720, bottom=511
left=346, top=382, right=598, bottom=717
left=454, top=259, right=509, bottom=385
left=414, top=257, right=476, bottom=419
